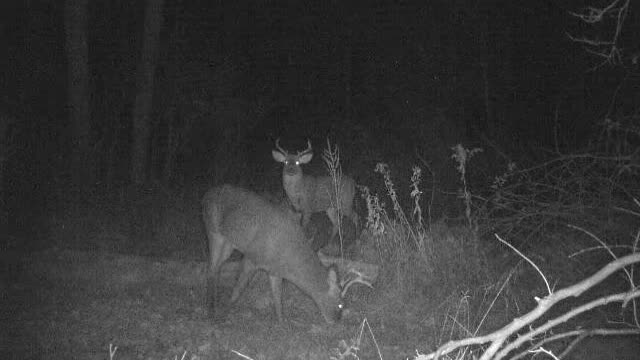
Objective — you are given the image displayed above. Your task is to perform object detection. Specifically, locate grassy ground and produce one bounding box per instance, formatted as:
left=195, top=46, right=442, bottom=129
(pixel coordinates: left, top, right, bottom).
left=4, top=149, right=639, bottom=359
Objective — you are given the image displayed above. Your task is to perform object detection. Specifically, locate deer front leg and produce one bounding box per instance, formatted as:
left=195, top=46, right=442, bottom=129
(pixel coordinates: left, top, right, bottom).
left=300, top=210, right=311, bottom=228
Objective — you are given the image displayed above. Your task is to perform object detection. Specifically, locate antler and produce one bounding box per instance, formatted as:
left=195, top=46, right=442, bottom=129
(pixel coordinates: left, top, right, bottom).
left=298, top=139, right=312, bottom=156
left=341, top=268, right=374, bottom=296
left=274, top=138, right=288, bottom=155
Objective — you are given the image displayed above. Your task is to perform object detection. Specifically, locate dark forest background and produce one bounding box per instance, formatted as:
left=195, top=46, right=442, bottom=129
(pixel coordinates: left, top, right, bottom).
left=1, top=0, right=638, bottom=245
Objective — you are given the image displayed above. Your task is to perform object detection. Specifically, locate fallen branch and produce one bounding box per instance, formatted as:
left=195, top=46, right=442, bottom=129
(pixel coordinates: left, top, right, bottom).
left=416, top=253, right=640, bottom=360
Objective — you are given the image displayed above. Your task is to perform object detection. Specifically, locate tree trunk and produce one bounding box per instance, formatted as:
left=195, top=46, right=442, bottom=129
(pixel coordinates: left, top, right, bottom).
left=0, top=115, right=16, bottom=232
left=131, top=0, right=164, bottom=185
left=64, top=0, right=91, bottom=188
left=162, top=107, right=177, bottom=186
left=343, top=29, right=352, bottom=124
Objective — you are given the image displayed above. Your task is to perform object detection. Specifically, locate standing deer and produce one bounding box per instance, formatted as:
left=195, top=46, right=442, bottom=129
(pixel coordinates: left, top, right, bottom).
left=202, top=184, right=343, bottom=323
left=272, top=139, right=357, bottom=242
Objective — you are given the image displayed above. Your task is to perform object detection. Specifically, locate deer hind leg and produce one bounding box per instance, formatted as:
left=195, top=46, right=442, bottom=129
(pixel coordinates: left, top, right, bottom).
left=345, top=207, right=359, bottom=232
left=326, top=207, right=339, bottom=240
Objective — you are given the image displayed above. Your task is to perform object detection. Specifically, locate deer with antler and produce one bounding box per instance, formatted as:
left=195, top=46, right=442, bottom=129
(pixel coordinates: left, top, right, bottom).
left=272, top=139, right=357, bottom=242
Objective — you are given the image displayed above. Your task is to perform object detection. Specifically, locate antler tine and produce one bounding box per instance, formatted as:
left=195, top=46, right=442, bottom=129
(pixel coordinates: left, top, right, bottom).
left=275, top=138, right=288, bottom=155
left=341, top=269, right=374, bottom=296
left=298, top=139, right=313, bottom=156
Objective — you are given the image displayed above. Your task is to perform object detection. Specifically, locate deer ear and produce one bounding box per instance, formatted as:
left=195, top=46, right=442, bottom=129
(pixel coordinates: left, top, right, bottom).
left=272, top=150, right=286, bottom=162
left=298, top=152, right=313, bottom=164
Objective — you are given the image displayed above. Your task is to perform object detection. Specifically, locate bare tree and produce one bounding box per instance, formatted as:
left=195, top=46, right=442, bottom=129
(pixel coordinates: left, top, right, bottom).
left=131, top=0, right=165, bottom=185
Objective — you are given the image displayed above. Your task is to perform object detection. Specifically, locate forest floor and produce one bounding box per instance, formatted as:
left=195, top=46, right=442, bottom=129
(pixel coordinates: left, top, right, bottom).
left=3, top=213, right=639, bottom=360
left=2, top=246, right=418, bottom=359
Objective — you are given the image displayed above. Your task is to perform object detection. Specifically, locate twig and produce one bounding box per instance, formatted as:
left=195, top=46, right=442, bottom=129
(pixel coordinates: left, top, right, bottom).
left=495, top=234, right=551, bottom=295
left=568, top=224, right=634, bottom=284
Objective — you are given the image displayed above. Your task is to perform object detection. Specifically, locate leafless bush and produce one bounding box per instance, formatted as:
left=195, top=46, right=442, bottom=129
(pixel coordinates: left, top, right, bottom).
left=567, top=0, right=633, bottom=69
left=476, top=145, right=639, bottom=243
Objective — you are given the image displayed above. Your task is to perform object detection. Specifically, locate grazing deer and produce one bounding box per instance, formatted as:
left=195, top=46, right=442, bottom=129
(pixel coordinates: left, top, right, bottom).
left=272, top=139, right=357, bottom=241
left=202, top=185, right=343, bottom=323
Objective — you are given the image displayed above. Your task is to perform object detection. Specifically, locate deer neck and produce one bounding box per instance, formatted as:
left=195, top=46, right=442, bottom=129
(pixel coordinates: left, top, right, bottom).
left=283, top=171, right=306, bottom=208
